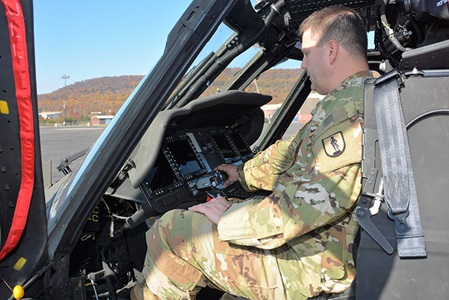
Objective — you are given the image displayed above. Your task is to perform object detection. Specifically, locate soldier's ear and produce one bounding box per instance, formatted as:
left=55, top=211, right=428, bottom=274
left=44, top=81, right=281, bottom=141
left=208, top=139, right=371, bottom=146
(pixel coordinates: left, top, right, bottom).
left=327, top=40, right=338, bottom=65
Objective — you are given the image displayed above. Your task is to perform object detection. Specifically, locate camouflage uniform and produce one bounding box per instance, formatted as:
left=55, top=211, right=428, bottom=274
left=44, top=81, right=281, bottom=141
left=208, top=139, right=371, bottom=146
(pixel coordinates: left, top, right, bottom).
left=142, top=71, right=371, bottom=300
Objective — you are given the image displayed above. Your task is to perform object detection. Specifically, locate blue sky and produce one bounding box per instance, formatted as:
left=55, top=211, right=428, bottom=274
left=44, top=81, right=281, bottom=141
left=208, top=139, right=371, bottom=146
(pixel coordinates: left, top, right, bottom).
left=33, top=1, right=192, bottom=94
left=33, top=1, right=374, bottom=95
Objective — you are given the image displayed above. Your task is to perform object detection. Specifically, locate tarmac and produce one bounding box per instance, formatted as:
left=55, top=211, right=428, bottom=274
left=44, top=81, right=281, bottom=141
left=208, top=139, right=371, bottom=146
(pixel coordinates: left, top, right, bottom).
left=39, top=126, right=105, bottom=182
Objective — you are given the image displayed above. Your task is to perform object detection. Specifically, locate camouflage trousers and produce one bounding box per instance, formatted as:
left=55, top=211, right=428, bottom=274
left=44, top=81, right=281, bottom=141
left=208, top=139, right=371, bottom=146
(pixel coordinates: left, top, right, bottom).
left=142, top=209, right=320, bottom=300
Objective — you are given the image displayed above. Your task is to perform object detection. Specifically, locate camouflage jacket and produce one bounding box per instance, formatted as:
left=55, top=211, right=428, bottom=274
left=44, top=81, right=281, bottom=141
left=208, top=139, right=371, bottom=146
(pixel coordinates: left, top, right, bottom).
left=218, top=71, right=371, bottom=296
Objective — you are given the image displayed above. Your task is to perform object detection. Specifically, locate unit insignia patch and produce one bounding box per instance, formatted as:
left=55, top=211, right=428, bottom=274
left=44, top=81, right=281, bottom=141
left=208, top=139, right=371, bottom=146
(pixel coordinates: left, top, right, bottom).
left=322, top=131, right=345, bottom=157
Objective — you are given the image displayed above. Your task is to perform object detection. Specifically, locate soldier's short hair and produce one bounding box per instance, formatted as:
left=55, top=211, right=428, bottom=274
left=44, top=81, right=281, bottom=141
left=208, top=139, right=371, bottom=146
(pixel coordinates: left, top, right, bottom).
left=298, top=6, right=368, bottom=60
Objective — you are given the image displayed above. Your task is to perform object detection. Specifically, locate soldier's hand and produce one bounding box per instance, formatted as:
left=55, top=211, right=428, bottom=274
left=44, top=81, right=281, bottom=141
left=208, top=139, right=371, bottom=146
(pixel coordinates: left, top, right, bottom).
left=189, top=196, right=231, bottom=225
left=213, top=164, right=238, bottom=187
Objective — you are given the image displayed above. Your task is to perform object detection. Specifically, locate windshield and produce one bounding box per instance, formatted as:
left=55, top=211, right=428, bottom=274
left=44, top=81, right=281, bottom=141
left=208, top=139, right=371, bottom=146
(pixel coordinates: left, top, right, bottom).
left=166, top=18, right=307, bottom=146
left=166, top=22, right=262, bottom=108
left=44, top=0, right=309, bottom=243
left=45, top=1, right=242, bottom=238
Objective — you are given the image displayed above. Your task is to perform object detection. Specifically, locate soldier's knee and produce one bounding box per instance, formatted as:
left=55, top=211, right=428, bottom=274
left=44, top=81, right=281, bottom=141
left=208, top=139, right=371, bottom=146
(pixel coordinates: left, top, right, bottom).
left=152, top=209, right=202, bottom=242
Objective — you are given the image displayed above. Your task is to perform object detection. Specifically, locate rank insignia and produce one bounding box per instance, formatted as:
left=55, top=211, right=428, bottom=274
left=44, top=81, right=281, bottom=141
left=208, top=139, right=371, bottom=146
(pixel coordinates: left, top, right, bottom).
left=322, top=131, right=345, bottom=157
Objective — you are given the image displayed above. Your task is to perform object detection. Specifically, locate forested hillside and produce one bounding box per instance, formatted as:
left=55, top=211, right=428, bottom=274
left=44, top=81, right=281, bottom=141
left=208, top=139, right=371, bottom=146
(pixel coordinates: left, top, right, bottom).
left=38, top=68, right=302, bottom=123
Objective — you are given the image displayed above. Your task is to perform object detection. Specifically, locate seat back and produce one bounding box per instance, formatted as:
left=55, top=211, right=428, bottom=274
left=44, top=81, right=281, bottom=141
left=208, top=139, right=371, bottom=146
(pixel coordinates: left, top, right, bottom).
left=355, top=42, right=449, bottom=298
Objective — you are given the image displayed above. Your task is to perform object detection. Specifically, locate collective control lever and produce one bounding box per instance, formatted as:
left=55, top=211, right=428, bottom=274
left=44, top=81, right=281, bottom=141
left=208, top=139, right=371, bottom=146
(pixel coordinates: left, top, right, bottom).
left=211, top=170, right=228, bottom=188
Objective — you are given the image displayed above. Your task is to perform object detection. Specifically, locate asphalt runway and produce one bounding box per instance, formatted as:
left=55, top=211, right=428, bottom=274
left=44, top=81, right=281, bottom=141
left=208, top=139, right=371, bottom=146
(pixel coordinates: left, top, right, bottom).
left=39, top=126, right=105, bottom=182
left=39, top=123, right=304, bottom=183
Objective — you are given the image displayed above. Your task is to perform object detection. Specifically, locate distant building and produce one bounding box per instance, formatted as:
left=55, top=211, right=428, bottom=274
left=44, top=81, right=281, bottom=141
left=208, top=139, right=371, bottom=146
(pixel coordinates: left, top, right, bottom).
left=90, top=115, right=114, bottom=125
left=261, top=91, right=324, bottom=123
left=39, top=111, right=63, bottom=120
left=261, top=104, right=282, bottom=122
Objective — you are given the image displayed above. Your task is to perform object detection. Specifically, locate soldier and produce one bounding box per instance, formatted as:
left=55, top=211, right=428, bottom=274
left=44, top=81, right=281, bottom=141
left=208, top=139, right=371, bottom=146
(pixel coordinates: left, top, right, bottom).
left=132, top=5, right=371, bottom=300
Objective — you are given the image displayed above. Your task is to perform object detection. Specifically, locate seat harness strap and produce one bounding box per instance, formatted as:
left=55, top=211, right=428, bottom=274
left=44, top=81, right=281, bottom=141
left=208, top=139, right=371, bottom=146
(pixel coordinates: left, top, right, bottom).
left=373, top=71, right=427, bottom=258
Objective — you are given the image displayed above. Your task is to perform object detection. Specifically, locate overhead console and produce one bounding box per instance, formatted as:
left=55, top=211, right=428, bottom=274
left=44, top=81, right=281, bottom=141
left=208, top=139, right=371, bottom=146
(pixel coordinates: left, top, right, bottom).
left=108, top=91, right=272, bottom=228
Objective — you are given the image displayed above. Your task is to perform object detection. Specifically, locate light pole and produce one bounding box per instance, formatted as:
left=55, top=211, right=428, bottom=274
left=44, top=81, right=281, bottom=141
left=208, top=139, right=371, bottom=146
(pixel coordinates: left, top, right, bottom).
left=61, top=74, right=70, bottom=86
left=61, top=75, right=69, bottom=126
left=63, top=101, right=66, bottom=125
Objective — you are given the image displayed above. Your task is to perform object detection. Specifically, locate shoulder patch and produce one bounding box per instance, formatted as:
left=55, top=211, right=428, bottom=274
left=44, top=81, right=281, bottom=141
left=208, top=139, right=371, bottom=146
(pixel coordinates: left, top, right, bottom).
left=322, top=132, right=345, bottom=157
left=312, top=118, right=363, bottom=174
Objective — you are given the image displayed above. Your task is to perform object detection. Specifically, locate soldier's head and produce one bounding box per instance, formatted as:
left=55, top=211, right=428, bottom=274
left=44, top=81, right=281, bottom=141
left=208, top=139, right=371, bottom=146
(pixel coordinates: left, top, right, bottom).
left=298, top=6, right=369, bottom=94
left=299, top=6, right=367, bottom=60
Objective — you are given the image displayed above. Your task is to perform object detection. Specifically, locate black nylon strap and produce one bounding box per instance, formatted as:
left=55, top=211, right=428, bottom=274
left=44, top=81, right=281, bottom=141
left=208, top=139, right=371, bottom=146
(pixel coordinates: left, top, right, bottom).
left=374, top=73, right=427, bottom=258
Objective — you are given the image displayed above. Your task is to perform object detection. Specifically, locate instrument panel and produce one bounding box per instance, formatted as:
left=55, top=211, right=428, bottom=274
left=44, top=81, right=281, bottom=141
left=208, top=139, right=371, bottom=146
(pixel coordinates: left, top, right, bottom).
left=138, top=127, right=256, bottom=215
left=107, top=90, right=273, bottom=228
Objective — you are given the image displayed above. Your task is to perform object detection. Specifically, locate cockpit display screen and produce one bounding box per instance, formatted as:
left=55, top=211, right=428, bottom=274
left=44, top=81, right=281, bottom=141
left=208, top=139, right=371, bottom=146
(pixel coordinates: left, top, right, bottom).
left=168, top=139, right=202, bottom=177
left=145, top=151, right=177, bottom=190
left=230, top=132, right=252, bottom=156
left=212, top=133, right=235, bottom=159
